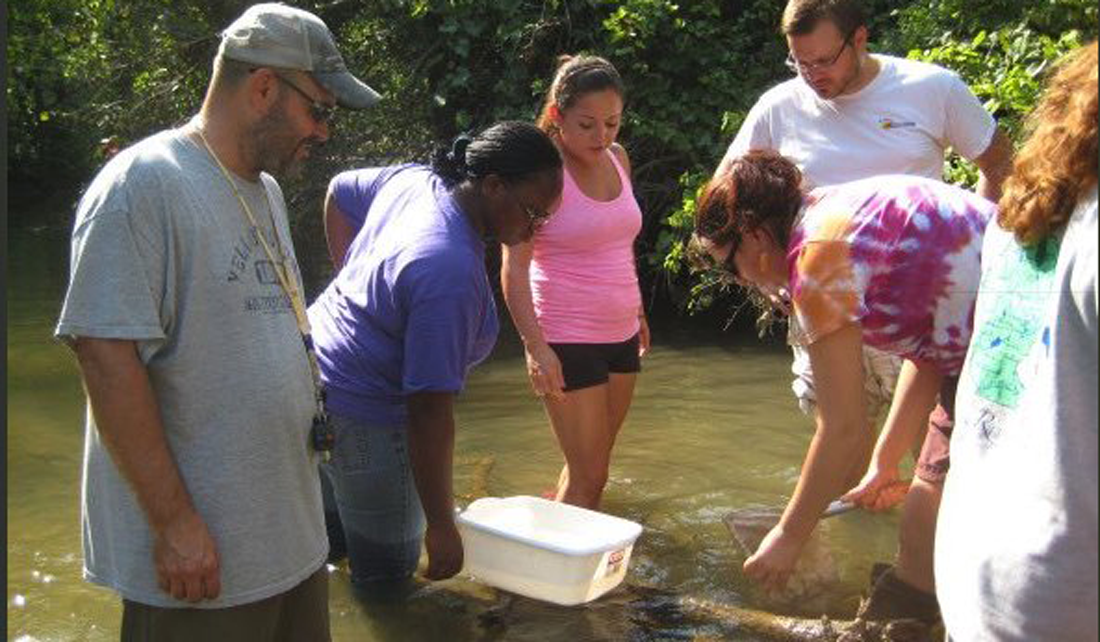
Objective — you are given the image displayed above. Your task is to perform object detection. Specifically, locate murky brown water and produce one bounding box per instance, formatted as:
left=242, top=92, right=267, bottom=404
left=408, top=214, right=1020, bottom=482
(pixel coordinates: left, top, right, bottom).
left=8, top=225, right=902, bottom=641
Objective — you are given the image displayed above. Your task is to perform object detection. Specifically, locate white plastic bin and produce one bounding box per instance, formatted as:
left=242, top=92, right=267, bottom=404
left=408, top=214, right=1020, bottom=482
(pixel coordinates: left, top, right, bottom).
left=457, top=495, right=643, bottom=606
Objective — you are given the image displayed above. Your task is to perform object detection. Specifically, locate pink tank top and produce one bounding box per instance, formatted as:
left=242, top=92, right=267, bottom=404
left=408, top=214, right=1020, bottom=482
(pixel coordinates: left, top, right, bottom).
left=530, top=149, right=642, bottom=343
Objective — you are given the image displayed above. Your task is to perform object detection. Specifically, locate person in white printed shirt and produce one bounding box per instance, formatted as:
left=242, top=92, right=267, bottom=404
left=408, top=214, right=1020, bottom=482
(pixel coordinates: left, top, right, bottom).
left=936, top=41, right=1097, bottom=642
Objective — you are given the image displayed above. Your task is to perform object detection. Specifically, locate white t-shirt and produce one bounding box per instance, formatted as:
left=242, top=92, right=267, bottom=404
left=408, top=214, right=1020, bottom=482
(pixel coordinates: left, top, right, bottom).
left=721, top=54, right=997, bottom=190
left=936, top=188, right=1098, bottom=640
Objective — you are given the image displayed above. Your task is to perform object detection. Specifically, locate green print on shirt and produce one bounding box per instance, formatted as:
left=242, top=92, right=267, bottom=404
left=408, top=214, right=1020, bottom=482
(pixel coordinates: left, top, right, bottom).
left=968, top=233, right=1061, bottom=408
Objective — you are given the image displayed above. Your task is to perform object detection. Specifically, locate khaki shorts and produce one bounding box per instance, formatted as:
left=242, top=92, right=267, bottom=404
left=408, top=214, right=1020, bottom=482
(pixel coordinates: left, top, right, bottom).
left=788, top=319, right=903, bottom=426
left=121, top=566, right=329, bottom=642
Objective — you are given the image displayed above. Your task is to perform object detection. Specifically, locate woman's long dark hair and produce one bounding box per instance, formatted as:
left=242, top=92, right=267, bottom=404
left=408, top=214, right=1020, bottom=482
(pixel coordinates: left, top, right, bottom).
left=535, top=55, right=624, bottom=134
left=431, top=121, right=562, bottom=188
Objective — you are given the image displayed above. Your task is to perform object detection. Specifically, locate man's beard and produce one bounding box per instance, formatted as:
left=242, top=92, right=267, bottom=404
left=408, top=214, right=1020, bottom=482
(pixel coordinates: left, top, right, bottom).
left=830, top=55, right=864, bottom=99
left=247, top=101, right=313, bottom=179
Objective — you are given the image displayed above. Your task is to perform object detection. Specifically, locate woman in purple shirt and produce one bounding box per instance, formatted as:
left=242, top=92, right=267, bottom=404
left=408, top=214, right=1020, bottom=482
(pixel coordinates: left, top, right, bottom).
left=309, top=122, right=562, bottom=587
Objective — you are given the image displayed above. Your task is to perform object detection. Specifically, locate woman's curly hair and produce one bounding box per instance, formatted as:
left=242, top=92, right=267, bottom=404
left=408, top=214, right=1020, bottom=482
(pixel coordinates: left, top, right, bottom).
left=998, top=41, right=1098, bottom=246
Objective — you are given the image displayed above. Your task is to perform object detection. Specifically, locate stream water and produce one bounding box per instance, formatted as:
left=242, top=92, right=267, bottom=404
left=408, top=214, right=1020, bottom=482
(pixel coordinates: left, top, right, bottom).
left=7, top=223, right=902, bottom=641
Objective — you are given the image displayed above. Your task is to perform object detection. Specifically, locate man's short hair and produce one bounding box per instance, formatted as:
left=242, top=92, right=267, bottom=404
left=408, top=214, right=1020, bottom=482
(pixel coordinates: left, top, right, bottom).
left=781, top=0, right=866, bottom=37
left=210, top=55, right=254, bottom=92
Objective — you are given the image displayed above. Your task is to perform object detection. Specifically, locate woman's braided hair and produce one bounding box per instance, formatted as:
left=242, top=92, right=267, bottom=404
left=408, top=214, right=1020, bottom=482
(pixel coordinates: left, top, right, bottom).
left=431, top=121, right=561, bottom=189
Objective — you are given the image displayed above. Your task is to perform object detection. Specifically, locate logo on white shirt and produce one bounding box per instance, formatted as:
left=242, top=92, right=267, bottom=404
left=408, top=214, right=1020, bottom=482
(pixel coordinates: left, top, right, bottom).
left=878, top=117, right=917, bottom=130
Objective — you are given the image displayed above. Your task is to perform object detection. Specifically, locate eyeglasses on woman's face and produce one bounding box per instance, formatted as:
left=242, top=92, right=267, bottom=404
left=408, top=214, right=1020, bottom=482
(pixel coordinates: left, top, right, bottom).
left=692, top=235, right=742, bottom=285
left=785, top=31, right=854, bottom=76
left=510, top=190, right=552, bottom=230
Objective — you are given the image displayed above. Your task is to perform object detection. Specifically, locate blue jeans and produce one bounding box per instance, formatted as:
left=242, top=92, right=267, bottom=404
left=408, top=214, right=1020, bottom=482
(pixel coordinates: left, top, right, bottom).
left=320, top=413, right=425, bottom=585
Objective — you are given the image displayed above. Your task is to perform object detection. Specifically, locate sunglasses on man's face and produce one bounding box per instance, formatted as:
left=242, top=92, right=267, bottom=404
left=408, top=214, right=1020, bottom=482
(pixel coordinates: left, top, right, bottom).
left=273, top=73, right=336, bottom=125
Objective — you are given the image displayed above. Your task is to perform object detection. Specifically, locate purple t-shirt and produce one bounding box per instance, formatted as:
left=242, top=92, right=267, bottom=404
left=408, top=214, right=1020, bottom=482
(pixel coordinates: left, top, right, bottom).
left=308, top=164, right=499, bottom=426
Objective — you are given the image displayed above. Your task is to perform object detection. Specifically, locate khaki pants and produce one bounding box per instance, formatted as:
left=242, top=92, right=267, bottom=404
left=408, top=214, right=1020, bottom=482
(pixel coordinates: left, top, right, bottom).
left=121, top=567, right=329, bottom=642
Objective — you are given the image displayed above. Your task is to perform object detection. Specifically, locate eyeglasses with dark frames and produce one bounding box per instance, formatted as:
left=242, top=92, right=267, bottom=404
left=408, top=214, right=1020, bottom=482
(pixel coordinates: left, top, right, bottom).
left=273, top=73, right=336, bottom=124
left=691, top=234, right=742, bottom=285
left=715, top=237, right=741, bottom=283
left=785, top=31, right=854, bottom=75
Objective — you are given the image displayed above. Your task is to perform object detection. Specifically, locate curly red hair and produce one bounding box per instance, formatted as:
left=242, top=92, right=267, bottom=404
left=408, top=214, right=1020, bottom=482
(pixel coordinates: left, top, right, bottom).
left=998, top=42, right=1098, bottom=245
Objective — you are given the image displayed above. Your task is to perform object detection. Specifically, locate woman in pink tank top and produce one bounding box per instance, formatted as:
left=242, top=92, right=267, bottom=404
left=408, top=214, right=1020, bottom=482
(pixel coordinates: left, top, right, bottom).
left=502, top=55, right=649, bottom=509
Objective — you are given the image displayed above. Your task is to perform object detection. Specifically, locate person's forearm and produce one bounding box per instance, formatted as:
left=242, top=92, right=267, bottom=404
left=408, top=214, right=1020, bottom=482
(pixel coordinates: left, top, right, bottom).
left=868, top=359, right=943, bottom=471
left=501, top=246, right=547, bottom=350
left=781, top=324, right=871, bottom=538
left=975, top=127, right=1014, bottom=203
left=405, top=392, right=457, bottom=528
left=779, top=413, right=869, bottom=539
left=74, top=338, right=197, bottom=531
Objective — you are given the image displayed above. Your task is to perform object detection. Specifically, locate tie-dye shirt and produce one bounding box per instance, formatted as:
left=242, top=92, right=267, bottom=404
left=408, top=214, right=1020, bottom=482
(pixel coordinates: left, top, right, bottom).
left=786, top=175, right=995, bottom=376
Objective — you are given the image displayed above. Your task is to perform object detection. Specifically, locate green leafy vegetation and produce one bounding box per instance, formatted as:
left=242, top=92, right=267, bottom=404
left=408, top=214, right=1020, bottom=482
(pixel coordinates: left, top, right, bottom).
left=8, top=0, right=1096, bottom=317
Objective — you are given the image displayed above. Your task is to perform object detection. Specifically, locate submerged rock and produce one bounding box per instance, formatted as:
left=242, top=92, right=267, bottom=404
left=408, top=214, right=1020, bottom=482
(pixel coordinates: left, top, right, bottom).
left=464, top=582, right=941, bottom=641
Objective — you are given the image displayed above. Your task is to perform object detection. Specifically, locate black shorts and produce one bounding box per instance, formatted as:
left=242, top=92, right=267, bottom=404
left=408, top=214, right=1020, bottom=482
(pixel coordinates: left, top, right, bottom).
left=548, top=333, right=642, bottom=392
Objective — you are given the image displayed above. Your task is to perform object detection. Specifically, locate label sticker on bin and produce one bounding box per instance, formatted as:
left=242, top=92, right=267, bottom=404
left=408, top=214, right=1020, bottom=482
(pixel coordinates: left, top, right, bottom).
left=604, top=548, right=626, bottom=577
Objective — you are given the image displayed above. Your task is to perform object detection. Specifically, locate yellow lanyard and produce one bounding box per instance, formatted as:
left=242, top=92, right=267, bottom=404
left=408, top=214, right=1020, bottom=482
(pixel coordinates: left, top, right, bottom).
left=195, top=129, right=310, bottom=332
left=195, top=128, right=326, bottom=413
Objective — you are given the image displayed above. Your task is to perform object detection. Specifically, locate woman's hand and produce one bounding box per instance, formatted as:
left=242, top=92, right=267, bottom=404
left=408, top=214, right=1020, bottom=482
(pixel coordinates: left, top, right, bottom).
left=525, top=343, right=565, bottom=400
left=638, top=315, right=651, bottom=357
left=743, top=524, right=809, bottom=593
left=423, top=518, right=464, bottom=581
left=842, top=466, right=908, bottom=512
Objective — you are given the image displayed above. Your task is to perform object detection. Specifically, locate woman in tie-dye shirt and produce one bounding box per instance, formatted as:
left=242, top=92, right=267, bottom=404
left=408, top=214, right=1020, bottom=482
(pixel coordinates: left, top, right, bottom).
left=692, top=149, right=994, bottom=616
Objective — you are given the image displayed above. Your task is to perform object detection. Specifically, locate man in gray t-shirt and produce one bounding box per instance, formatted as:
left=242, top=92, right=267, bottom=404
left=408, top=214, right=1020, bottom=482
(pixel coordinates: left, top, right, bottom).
left=55, top=4, right=379, bottom=638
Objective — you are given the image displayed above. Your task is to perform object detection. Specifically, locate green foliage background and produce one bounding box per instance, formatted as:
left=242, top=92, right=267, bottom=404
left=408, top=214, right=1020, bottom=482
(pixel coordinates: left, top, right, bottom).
left=8, top=0, right=1097, bottom=315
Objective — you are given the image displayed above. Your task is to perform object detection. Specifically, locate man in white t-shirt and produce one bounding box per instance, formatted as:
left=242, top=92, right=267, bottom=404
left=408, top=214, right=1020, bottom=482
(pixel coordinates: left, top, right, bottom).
left=719, top=2, right=1012, bottom=198
left=718, top=0, right=1013, bottom=627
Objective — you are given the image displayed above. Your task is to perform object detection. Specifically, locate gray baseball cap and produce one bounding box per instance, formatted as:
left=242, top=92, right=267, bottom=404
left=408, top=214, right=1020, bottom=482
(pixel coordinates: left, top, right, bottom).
left=218, top=3, right=380, bottom=109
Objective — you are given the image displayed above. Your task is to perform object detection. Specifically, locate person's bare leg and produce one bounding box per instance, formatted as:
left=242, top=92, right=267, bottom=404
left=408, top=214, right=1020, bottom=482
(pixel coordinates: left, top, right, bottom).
left=552, top=463, right=569, bottom=499
left=857, top=476, right=942, bottom=624
left=544, top=385, right=613, bottom=509
left=894, top=477, right=942, bottom=593
left=605, top=372, right=637, bottom=448
left=549, top=373, right=637, bottom=500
